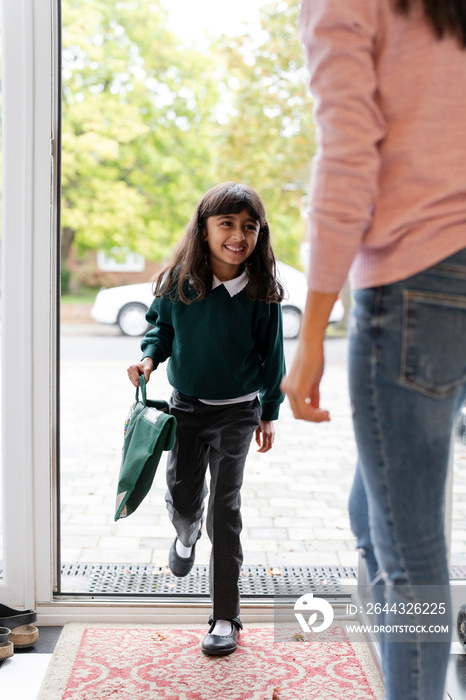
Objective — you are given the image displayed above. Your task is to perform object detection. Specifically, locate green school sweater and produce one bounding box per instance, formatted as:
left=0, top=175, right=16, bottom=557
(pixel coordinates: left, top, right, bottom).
left=140, top=282, right=286, bottom=421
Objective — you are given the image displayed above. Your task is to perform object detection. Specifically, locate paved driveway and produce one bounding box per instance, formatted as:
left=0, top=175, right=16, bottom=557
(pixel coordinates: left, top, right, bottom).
left=59, top=332, right=466, bottom=571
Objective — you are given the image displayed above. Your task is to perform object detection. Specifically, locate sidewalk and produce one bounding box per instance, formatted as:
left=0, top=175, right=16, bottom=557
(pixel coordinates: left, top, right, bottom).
left=59, top=333, right=466, bottom=571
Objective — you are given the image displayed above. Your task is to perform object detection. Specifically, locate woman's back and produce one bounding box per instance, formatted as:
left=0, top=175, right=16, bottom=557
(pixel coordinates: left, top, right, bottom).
left=301, top=0, right=466, bottom=291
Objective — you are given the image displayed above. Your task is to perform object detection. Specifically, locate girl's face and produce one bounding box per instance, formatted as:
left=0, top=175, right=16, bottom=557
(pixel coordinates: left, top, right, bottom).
left=204, top=209, right=260, bottom=281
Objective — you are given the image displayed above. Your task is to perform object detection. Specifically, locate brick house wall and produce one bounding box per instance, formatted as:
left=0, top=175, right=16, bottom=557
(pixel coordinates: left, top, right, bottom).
left=66, top=249, right=163, bottom=290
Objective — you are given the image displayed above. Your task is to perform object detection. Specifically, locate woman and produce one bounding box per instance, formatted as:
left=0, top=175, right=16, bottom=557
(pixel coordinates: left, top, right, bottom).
left=281, top=1, right=466, bottom=698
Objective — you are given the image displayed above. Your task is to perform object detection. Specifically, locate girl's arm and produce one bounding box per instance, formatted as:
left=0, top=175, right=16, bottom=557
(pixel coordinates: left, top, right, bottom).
left=127, top=295, right=174, bottom=387
left=127, top=357, right=154, bottom=387
left=257, top=302, right=286, bottom=422
left=140, top=295, right=174, bottom=363
left=254, top=303, right=286, bottom=453
left=255, top=420, right=275, bottom=453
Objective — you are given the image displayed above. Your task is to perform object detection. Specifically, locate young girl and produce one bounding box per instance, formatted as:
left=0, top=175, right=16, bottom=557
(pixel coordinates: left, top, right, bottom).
left=127, top=182, right=285, bottom=656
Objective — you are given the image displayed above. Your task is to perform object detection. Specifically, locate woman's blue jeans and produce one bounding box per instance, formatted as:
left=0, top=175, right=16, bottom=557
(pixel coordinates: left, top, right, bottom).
left=348, top=247, right=466, bottom=700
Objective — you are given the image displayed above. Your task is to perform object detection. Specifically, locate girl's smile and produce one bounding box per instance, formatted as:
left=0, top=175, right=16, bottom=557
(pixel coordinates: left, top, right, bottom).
left=204, top=210, right=260, bottom=281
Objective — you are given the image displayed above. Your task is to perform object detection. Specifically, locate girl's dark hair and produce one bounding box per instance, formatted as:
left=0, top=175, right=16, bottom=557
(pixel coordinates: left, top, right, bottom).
left=153, top=182, right=284, bottom=304
left=393, top=0, right=466, bottom=47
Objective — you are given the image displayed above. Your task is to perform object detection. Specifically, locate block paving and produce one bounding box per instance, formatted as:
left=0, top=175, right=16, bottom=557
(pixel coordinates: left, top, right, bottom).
left=58, top=334, right=466, bottom=573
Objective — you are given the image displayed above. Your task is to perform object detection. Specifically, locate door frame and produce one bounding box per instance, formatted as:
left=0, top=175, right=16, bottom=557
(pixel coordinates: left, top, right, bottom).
left=0, top=0, right=459, bottom=627
left=0, top=0, right=53, bottom=609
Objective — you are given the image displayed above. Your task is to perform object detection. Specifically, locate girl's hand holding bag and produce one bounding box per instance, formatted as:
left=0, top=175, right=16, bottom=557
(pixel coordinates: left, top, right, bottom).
left=114, top=374, right=177, bottom=521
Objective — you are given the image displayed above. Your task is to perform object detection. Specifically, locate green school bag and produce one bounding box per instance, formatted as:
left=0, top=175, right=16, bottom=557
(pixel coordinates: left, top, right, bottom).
left=114, top=374, right=177, bottom=521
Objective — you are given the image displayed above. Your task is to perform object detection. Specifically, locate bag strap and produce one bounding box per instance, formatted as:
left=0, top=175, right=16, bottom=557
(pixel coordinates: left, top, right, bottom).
left=136, top=373, right=147, bottom=406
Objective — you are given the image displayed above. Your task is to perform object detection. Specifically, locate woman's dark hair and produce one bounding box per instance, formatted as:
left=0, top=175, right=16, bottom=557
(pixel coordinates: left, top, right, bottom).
left=153, top=182, right=284, bottom=304
left=393, top=0, right=466, bottom=47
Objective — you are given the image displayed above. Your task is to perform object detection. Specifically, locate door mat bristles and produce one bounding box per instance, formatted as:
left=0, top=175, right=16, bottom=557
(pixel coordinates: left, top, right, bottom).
left=38, top=622, right=384, bottom=700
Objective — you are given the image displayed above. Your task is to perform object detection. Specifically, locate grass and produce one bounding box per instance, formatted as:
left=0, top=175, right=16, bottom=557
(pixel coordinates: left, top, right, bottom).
left=325, top=323, right=348, bottom=339
left=61, top=288, right=99, bottom=305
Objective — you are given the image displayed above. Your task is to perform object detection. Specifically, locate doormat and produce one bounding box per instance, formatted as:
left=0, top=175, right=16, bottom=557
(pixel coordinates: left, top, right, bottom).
left=38, top=622, right=384, bottom=700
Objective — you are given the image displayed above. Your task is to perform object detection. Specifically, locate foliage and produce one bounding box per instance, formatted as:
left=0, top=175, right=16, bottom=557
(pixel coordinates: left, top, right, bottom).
left=61, top=289, right=99, bottom=305
left=61, top=261, right=71, bottom=294
left=72, top=259, right=115, bottom=290
left=61, top=0, right=316, bottom=269
left=215, top=0, right=316, bottom=267
left=62, top=0, right=220, bottom=263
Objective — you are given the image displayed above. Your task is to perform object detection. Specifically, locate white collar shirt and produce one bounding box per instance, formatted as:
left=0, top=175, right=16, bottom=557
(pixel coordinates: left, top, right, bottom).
left=212, top=270, right=248, bottom=297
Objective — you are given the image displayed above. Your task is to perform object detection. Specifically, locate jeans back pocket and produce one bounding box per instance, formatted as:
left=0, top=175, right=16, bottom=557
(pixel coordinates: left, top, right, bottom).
left=401, top=289, right=466, bottom=398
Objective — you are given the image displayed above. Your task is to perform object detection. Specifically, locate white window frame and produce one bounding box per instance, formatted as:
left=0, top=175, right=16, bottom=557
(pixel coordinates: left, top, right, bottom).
left=1, top=0, right=40, bottom=609
left=0, top=0, right=61, bottom=612
left=97, top=248, right=146, bottom=273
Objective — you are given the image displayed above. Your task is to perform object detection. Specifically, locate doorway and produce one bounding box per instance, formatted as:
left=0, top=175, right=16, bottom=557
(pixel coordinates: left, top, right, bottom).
left=57, top=0, right=358, bottom=604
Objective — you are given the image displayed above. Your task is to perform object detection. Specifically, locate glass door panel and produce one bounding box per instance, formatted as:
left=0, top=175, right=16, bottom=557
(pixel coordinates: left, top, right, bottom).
left=0, top=0, right=3, bottom=580
left=59, top=0, right=356, bottom=598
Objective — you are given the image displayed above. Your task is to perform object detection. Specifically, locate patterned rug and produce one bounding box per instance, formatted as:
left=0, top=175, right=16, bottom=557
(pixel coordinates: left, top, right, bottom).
left=38, top=623, right=384, bottom=700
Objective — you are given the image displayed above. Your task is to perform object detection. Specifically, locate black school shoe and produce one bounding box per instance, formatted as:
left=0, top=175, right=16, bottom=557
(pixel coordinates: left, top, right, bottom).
left=168, top=525, right=202, bottom=577
left=201, top=616, right=243, bottom=656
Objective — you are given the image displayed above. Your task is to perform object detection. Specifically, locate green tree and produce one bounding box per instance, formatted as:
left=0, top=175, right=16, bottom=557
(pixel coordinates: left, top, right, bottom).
left=215, top=0, right=316, bottom=267
left=61, top=0, right=315, bottom=274
left=61, top=0, right=220, bottom=265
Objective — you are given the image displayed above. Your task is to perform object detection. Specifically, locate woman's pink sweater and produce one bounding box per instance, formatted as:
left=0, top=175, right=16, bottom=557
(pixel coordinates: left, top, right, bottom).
left=301, top=0, right=466, bottom=292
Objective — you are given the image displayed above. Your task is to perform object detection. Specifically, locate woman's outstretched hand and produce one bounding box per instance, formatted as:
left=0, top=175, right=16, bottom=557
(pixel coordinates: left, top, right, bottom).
left=280, top=289, right=338, bottom=423
left=281, top=338, right=330, bottom=423
left=127, top=357, right=154, bottom=387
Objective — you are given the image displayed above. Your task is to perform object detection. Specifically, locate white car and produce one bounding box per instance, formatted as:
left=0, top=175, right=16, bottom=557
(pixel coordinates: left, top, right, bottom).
left=90, top=261, right=344, bottom=339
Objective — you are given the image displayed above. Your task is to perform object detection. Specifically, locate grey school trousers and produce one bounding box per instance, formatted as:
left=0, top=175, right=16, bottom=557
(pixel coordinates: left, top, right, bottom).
left=166, top=389, right=262, bottom=619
